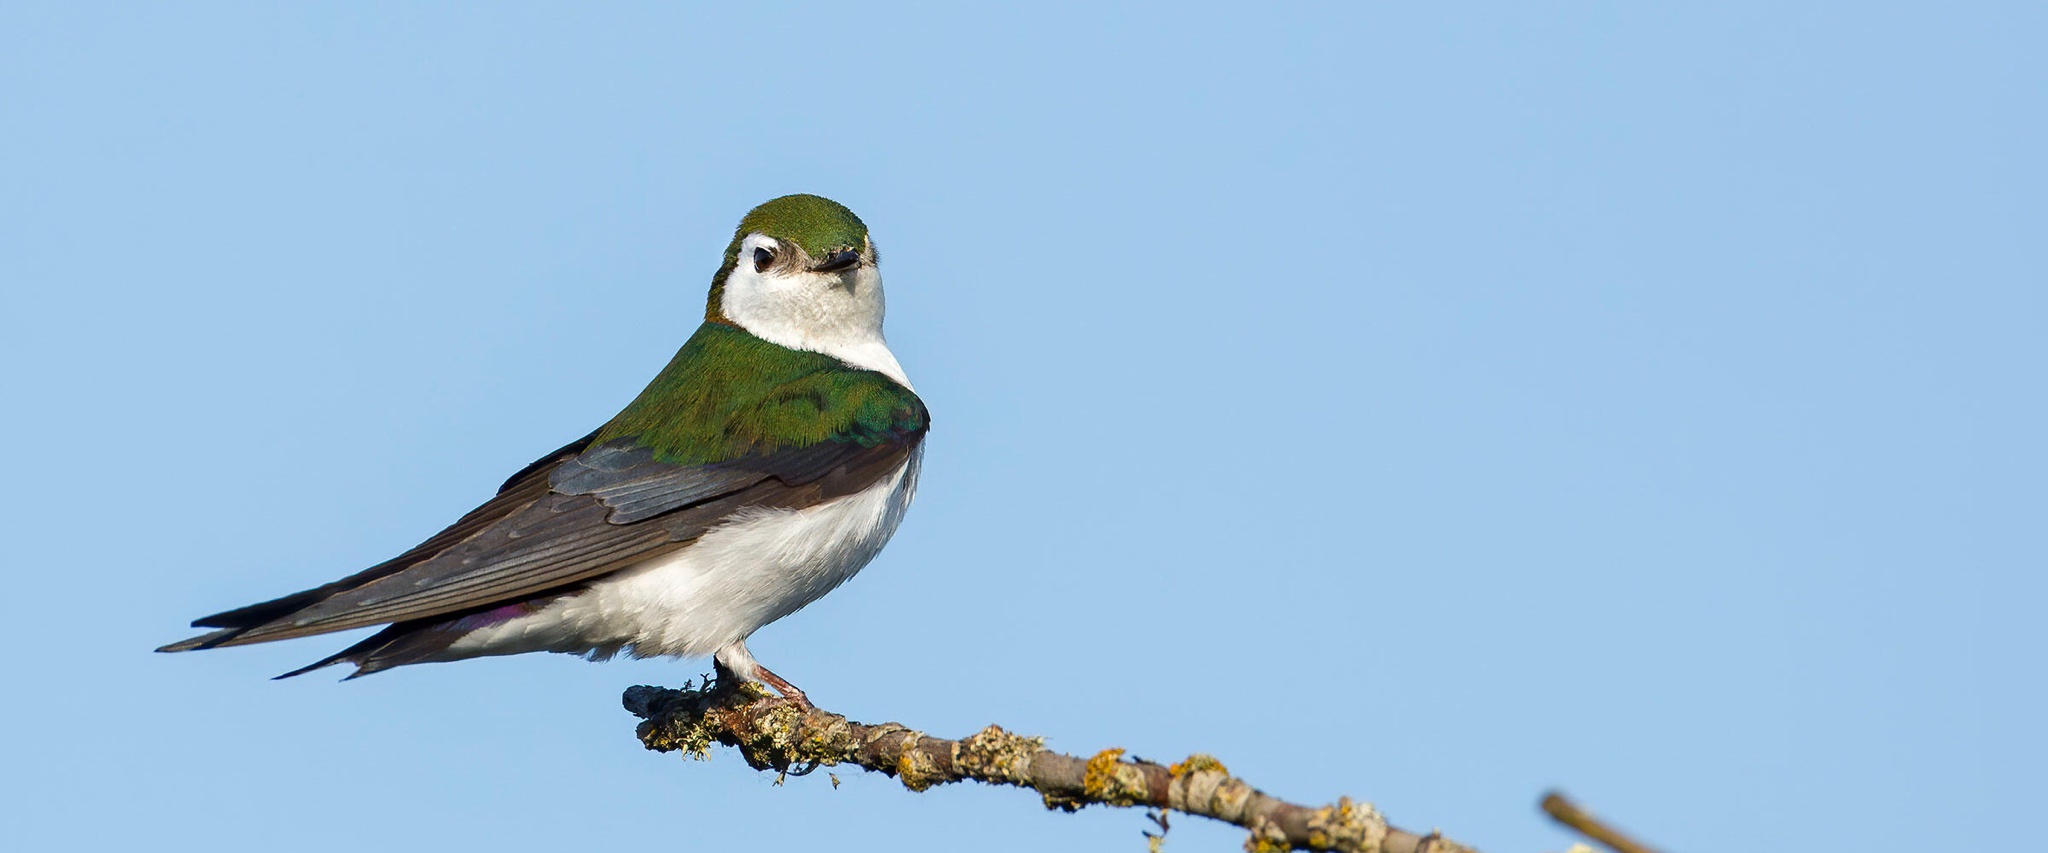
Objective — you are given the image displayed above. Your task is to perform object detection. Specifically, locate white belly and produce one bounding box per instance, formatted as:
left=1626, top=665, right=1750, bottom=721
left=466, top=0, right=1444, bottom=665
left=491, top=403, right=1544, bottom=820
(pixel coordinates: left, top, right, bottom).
left=442, top=447, right=922, bottom=661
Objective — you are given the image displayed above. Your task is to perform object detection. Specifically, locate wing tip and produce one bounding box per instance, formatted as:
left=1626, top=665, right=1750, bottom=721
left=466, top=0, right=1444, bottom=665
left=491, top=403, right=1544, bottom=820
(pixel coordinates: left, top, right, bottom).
left=156, top=629, right=239, bottom=653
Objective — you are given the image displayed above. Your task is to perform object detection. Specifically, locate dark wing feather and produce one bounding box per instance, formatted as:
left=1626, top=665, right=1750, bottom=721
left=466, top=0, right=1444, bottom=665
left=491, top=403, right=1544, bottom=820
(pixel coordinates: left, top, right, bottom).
left=497, top=429, right=603, bottom=494
left=184, top=434, right=919, bottom=648
left=549, top=438, right=766, bottom=523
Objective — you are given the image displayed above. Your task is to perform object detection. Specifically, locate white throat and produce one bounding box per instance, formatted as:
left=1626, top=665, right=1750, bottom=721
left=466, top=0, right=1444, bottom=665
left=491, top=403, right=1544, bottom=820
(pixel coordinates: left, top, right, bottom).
left=719, top=235, right=912, bottom=390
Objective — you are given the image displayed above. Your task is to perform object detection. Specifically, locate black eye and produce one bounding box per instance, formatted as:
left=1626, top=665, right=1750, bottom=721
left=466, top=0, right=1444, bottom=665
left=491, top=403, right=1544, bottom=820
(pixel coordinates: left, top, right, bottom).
left=752, top=246, right=775, bottom=273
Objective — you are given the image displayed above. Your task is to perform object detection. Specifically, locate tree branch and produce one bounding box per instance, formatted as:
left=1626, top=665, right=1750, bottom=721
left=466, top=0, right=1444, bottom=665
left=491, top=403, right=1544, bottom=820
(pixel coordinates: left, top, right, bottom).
left=1539, top=792, right=1661, bottom=853
left=624, top=682, right=1480, bottom=853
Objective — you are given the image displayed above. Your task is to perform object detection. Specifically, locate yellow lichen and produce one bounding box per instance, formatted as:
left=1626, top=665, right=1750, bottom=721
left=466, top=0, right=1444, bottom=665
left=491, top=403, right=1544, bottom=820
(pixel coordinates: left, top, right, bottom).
left=1080, top=747, right=1149, bottom=806
left=894, top=732, right=947, bottom=792
left=1082, top=748, right=1126, bottom=797
left=1169, top=754, right=1229, bottom=777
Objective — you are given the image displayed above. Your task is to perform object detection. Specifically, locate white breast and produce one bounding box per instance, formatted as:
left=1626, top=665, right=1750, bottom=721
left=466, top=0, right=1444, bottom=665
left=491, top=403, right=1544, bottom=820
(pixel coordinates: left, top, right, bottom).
left=442, top=446, right=922, bottom=662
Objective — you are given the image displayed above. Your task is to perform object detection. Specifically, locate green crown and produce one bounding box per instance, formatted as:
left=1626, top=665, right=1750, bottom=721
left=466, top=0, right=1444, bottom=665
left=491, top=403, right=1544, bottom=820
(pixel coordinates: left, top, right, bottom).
left=706, top=194, right=871, bottom=322
left=726, top=194, right=867, bottom=261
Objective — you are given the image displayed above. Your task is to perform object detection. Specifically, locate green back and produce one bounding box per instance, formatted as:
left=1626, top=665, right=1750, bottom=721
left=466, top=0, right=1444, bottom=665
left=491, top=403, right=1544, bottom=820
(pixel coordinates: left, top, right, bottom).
left=595, top=323, right=925, bottom=465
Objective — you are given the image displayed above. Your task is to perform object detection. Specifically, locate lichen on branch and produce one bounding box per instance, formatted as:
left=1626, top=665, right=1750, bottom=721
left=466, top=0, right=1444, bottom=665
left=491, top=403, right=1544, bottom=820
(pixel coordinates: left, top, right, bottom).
left=623, top=682, right=1477, bottom=853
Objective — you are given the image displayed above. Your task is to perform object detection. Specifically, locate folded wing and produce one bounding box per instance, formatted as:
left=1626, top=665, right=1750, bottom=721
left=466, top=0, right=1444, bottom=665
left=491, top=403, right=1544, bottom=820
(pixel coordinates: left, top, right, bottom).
left=160, top=430, right=920, bottom=652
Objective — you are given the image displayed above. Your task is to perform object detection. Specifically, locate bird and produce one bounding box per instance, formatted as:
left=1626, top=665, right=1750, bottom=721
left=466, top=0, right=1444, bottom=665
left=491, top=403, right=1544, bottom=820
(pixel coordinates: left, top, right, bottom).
left=158, top=194, right=926, bottom=709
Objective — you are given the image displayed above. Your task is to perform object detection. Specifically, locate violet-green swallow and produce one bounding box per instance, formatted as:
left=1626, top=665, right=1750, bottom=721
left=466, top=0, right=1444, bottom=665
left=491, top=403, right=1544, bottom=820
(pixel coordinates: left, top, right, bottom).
left=159, top=194, right=924, bottom=708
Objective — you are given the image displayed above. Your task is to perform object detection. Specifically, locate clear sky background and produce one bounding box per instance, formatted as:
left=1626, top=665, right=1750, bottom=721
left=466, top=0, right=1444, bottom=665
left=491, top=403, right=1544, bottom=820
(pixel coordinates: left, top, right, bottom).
left=3, top=3, right=2041, bottom=851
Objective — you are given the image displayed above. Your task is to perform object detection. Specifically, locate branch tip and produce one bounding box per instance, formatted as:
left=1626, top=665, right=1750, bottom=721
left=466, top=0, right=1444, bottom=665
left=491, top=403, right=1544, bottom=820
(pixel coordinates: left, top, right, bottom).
left=1540, top=790, right=1661, bottom=853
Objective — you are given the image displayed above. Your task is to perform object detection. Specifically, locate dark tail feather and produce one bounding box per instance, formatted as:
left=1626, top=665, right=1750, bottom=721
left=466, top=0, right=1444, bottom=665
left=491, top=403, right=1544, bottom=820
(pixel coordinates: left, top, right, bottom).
left=158, top=623, right=387, bottom=677
left=274, top=610, right=515, bottom=680
left=162, top=619, right=442, bottom=680
left=274, top=648, right=356, bottom=680
left=184, top=593, right=564, bottom=679
left=272, top=624, right=414, bottom=680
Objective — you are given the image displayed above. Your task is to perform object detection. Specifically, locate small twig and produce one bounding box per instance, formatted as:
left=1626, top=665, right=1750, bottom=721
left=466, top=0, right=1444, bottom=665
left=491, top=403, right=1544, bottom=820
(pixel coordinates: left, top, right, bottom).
left=625, top=682, right=1480, bottom=853
left=1540, top=791, right=1661, bottom=853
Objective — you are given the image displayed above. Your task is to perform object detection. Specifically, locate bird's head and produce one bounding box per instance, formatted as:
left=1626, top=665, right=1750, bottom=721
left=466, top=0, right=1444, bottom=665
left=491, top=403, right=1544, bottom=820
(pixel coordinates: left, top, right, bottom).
left=707, top=194, right=884, bottom=346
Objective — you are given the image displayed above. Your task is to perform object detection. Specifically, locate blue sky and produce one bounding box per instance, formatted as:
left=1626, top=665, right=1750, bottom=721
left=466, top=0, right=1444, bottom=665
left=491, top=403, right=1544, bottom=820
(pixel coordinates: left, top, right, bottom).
left=3, top=3, right=2041, bottom=851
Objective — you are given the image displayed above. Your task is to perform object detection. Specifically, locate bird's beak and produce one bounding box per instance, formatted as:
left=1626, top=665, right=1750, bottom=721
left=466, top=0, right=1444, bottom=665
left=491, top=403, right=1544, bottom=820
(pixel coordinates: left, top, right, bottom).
left=814, top=249, right=862, bottom=273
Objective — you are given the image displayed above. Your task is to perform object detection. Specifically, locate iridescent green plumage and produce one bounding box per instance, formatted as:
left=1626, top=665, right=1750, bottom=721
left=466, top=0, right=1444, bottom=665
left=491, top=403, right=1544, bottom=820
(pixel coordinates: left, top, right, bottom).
left=595, top=322, right=925, bottom=466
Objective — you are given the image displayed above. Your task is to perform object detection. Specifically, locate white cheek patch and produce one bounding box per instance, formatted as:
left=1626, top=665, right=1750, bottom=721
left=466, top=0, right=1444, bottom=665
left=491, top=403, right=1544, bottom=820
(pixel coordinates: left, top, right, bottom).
left=720, top=243, right=912, bottom=390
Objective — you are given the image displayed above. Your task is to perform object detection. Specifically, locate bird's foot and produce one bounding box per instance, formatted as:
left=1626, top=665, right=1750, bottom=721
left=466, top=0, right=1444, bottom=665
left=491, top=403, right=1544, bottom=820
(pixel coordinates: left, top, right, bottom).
left=752, top=664, right=813, bottom=711
left=710, top=643, right=813, bottom=711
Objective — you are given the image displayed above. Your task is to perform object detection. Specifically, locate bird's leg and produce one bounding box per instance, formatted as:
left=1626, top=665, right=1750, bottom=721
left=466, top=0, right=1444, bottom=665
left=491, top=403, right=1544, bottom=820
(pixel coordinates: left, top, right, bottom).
left=708, top=657, right=745, bottom=700
left=712, top=640, right=813, bottom=710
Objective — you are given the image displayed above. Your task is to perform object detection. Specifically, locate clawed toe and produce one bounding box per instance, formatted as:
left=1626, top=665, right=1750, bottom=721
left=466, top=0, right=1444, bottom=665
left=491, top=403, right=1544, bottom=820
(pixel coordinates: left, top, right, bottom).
left=753, top=664, right=813, bottom=711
